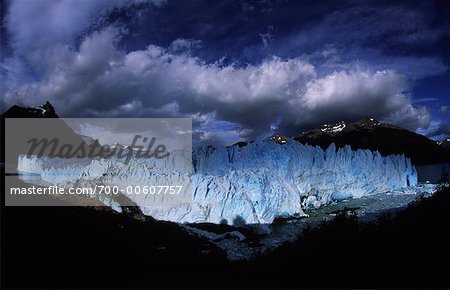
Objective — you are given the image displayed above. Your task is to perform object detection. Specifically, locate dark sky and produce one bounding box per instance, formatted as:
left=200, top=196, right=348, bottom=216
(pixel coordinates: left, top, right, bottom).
left=1, top=0, right=450, bottom=145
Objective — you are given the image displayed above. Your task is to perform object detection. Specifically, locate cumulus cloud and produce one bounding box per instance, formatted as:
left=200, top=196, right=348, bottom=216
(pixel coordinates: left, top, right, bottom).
left=0, top=1, right=437, bottom=145
left=2, top=26, right=432, bottom=143
left=428, top=120, right=450, bottom=138
left=5, top=0, right=165, bottom=54
left=267, top=4, right=448, bottom=80
left=296, top=70, right=431, bottom=131
left=168, top=38, right=202, bottom=54
left=1, top=0, right=164, bottom=93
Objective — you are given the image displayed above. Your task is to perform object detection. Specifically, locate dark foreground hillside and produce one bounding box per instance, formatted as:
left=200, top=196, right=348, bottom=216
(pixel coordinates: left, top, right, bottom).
left=2, top=186, right=450, bottom=289
left=240, top=186, right=450, bottom=288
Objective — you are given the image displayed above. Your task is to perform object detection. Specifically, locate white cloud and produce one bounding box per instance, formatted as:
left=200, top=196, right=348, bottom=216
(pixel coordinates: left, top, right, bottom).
left=6, top=0, right=165, bottom=55
left=169, top=38, right=202, bottom=54
left=298, top=69, right=431, bottom=131
left=1, top=19, right=432, bottom=144
left=304, top=70, right=405, bottom=110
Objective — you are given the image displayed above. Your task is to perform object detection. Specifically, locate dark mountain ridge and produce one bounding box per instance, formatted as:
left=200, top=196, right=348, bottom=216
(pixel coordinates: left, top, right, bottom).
left=2, top=103, right=449, bottom=165
left=295, top=117, right=450, bottom=165
left=1, top=101, right=59, bottom=118
left=0, top=101, right=84, bottom=168
left=437, top=137, right=450, bottom=149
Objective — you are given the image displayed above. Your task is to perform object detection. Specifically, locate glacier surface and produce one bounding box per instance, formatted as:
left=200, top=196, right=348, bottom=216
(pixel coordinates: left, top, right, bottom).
left=17, top=139, right=418, bottom=224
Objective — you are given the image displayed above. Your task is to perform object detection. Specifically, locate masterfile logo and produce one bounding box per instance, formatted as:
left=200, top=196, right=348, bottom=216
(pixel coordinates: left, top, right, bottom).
left=25, top=134, right=171, bottom=164
left=4, top=118, right=193, bottom=207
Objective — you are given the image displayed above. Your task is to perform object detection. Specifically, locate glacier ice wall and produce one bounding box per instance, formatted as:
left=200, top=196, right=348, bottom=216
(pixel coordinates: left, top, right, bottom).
left=17, top=140, right=417, bottom=224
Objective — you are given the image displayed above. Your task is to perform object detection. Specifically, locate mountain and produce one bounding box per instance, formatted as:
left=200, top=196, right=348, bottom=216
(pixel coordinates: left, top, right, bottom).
left=1, top=101, right=59, bottom=118
left=294, top=117, right=450, bottom=165
left=3, top=102, right=448, bottom=166
left=0, top=101, right=85, bottom=168
left=437, top=137, right=450, bottom=150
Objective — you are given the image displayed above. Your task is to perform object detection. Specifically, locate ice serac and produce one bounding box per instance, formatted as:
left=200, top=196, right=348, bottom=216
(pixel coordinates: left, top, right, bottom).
left=17, top=140, right=418, bottom=224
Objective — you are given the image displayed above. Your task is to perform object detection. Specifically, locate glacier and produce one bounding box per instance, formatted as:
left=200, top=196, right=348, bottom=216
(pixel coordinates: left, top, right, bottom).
left=17, top=139, right=418, bottom=224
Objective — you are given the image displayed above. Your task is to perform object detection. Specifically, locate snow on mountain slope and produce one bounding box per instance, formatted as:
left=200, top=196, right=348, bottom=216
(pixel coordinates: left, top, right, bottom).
left=17, top=139, right=417, bottom=224
left=438, top=137, right=450, bottom=149
left=320, top=121, right=347, bottom=134
left=1, top=101, right=59, bottom=118
left=296, top=117, right=450, bottom=165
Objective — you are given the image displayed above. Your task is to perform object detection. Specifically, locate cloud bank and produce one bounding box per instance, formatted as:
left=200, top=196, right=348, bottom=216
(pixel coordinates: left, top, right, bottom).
left=1, top=0, right=444, bottom=145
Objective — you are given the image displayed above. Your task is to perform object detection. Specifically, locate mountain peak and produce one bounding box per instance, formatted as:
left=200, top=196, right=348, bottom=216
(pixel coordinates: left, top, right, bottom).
left=269, top=134, right=288, bottom=144
left=1, top=101, right=59, bottom=118
left=319, top=121, right=346, bottom=134
left=35, top=100, right=57, bottom=116
left=309, top=117, right=382, bottom=137
left=43, top=100, right=55, bottom=110
left=439, top=137, right=450, bottom=149
left=357, top=117, right=380, bottom=125
left=295, top=117, right=450, bottom=165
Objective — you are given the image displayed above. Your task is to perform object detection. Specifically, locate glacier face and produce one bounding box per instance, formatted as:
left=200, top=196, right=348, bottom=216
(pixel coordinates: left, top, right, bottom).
left=17, top=139, right=418, bottom=224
